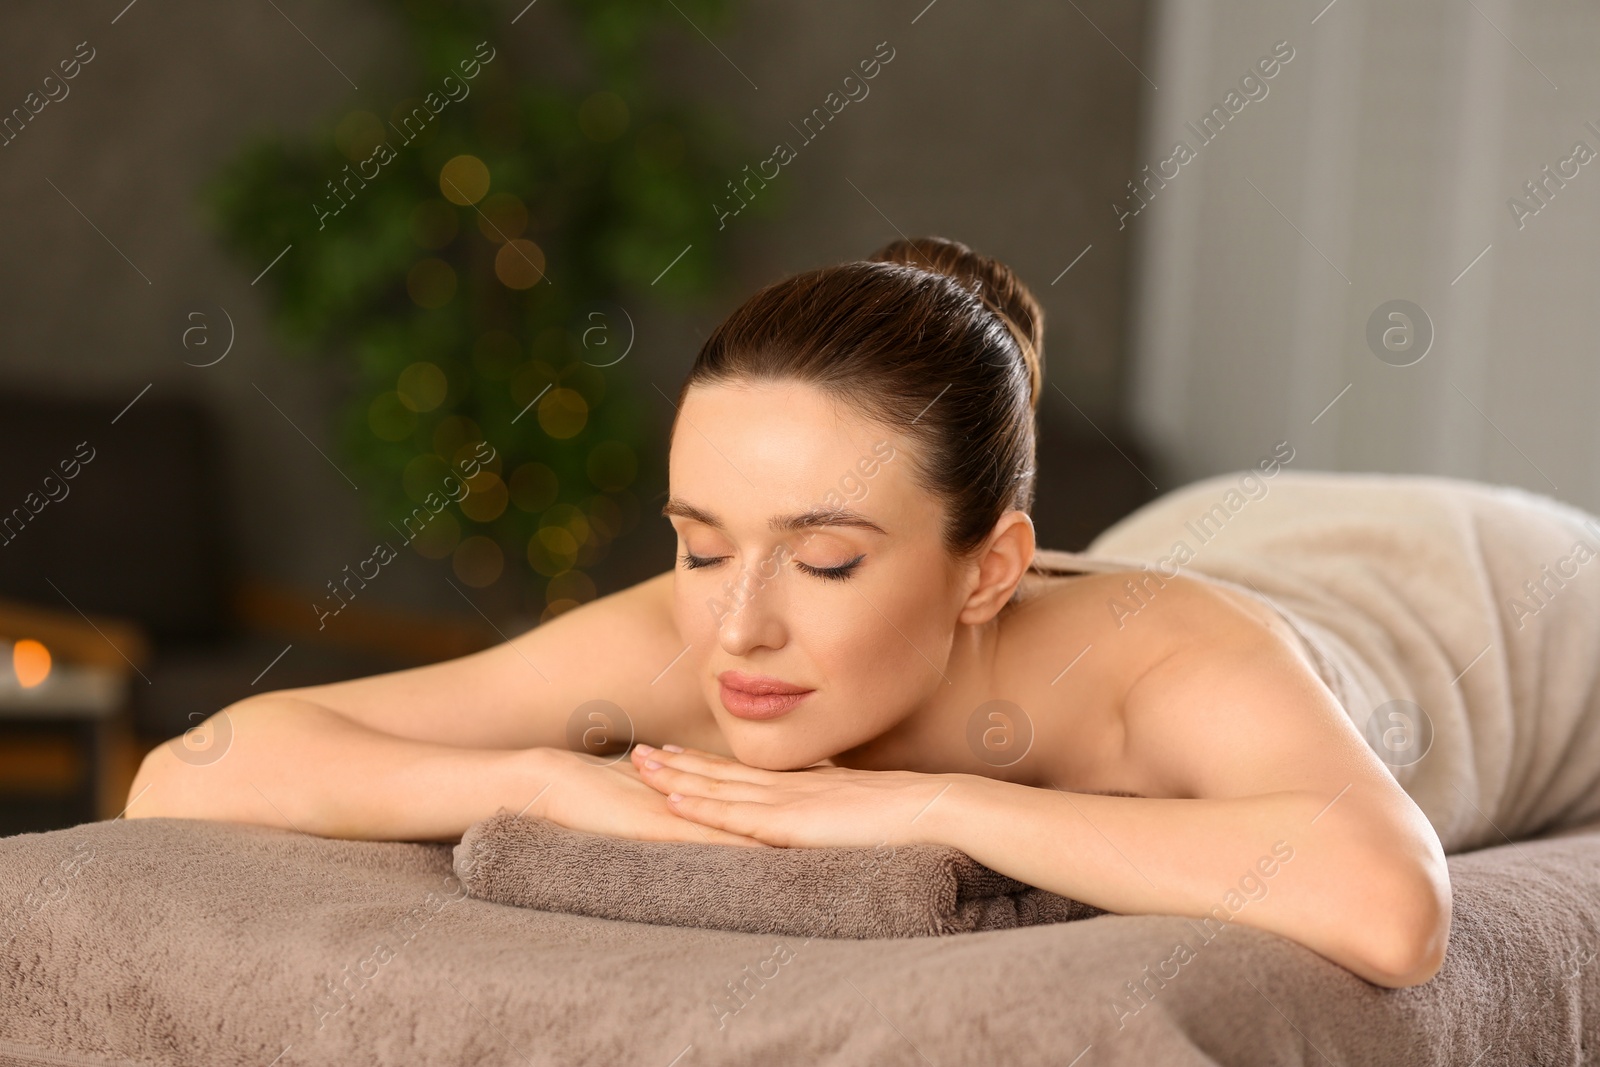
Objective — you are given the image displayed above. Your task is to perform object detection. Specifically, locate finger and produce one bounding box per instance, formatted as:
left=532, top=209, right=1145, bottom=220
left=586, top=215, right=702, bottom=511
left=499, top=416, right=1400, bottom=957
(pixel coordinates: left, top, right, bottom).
left=665, top=792, right=773, bottom=842
left=635, top=744, right=775, bottom=784
left=667, top=816, right=772, bottom=849
left=661, top=744, right=719, bottom=758
left=638, top=762, right=772, bottom=803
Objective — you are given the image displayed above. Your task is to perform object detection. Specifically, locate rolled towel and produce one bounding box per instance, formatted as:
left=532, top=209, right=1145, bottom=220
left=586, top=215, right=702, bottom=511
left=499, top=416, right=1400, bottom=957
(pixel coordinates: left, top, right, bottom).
left=453, top=811, right=1104, bottom=939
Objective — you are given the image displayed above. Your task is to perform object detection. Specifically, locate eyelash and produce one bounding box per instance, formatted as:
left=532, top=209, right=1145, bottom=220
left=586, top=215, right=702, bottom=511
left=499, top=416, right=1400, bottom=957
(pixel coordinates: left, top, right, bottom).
left=678, top=552, right=865, bottom=582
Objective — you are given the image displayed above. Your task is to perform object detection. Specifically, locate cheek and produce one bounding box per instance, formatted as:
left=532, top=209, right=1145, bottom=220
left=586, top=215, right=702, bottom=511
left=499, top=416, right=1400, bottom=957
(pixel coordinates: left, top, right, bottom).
left=802, top=591, right=921, bottom=684
left=796, top=572, right=954, bottom=718
left=672, top=586, right=709, bottom=646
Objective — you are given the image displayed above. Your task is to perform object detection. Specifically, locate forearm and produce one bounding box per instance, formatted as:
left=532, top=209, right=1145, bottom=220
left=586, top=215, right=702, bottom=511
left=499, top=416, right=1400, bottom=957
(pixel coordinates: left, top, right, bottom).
left=126, top=697, right=558, bottom=842
left=917, top=776, right=1449, bottom=987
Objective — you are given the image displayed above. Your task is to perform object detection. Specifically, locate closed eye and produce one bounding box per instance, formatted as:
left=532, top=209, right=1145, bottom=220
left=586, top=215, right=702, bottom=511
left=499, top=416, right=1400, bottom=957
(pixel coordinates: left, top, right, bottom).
left=677, top=552, right=865, bottom=581
left=795, top=554, right=865, bottom=582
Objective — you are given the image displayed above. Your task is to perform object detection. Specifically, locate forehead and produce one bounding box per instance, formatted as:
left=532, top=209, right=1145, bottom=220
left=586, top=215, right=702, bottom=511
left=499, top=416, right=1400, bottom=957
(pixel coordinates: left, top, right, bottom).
left=668, top=379, right=917, bottom=518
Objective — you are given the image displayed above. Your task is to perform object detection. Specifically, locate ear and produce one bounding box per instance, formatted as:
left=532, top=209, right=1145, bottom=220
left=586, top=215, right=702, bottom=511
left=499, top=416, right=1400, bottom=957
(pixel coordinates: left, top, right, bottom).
left=957, top=510, right=1036, bottom=625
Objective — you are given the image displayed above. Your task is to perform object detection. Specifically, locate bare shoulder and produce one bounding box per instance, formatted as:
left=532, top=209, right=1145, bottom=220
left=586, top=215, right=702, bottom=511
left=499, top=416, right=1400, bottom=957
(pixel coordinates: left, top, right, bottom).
left=1007, top=567, right=1277, bottom=689
left=1004, top=568, right=1335, bottom=797
left=1103, top=573, right=1379, bottom=802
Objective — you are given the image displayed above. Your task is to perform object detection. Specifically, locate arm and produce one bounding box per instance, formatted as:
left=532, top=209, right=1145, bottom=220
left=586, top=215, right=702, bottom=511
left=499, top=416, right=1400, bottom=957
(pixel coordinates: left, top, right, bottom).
left=930, top=594, right=1452, bottom=988
left=919, top=775, right=1447, bottom=989
left=1093, top=616, right=1452, bottom=989
left=126, top=568, right=756, bottom=844
left=128, top=697, right=555, bottom=841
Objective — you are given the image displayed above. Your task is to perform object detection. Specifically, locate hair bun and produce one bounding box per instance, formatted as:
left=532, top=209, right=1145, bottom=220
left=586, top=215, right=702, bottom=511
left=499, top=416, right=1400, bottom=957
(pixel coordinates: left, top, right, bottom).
left=867, top=236, right=1044, bottom=410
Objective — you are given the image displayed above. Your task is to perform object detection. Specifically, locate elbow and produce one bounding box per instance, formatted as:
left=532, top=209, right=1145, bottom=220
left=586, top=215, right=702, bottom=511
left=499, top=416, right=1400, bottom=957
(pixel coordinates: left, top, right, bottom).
left=125, top=739, right=182, bottom=819
left=1353, top=864, right=1453, bottom=988
left=125, top=699, right=265, bottom=822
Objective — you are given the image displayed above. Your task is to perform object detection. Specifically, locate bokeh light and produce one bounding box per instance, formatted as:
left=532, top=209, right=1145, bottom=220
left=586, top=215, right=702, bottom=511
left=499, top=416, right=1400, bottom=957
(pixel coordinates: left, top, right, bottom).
left=528, top=525, right=580, bottom=576
left=537, top=387, right=588, bottom=438
left=12, top=639, right=51, bottom=688
left=397, top=361, right=448, bottom=412
left=459, top=472, right=508, bottom=523
left=439, top=154, right=490, bottom=205
left=494, top=239, right=546, bottom=289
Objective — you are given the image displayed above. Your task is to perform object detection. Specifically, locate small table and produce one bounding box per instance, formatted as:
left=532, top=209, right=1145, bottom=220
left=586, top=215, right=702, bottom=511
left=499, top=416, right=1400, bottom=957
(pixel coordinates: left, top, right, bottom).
left=0, top=599, right=146, bottom=832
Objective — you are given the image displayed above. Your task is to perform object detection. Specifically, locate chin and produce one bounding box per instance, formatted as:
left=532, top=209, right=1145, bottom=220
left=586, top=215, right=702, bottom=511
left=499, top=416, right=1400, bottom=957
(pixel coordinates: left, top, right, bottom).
left=722, top=724, right=833, bottom=771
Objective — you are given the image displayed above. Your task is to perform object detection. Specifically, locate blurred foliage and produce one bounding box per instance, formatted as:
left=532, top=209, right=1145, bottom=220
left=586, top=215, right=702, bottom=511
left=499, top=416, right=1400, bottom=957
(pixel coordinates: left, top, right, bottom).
left=201, top=0, right=777, bottom=617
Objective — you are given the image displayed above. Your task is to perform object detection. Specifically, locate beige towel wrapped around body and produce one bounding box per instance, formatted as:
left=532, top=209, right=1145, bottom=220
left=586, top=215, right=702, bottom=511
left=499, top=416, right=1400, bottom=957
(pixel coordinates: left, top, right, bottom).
left=454, top=812, right=1104, bottom=937
left=1033, top=468, right=1600, bottom=854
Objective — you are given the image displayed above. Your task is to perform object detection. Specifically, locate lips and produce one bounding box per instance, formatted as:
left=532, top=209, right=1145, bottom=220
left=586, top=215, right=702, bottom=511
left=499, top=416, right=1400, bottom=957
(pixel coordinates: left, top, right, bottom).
left=717, top=670, right=813, bottom=720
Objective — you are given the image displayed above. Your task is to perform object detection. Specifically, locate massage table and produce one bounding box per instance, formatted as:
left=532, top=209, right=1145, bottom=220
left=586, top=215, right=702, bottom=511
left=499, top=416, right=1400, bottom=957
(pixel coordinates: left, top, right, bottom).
left=0, top=812, right=1594, bottom=1066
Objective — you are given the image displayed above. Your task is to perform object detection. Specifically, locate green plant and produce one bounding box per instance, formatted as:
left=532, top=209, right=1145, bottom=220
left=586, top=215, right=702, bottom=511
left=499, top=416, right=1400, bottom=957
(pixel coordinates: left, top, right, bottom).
left=202, top=0, right=774, bottom=619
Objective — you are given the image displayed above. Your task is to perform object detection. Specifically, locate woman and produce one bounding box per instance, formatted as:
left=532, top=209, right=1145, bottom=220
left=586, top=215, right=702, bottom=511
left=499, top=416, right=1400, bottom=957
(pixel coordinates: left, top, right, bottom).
left=129, top=236, right=1455, bottom=989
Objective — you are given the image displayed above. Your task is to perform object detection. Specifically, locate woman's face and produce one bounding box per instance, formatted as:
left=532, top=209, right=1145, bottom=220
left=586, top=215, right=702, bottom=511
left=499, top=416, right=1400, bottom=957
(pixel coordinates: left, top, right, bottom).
left=666, top=379, right=967, bottom=770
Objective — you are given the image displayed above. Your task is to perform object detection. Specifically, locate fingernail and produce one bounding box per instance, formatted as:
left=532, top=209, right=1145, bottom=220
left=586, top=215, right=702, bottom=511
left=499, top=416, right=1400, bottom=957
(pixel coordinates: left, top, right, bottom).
left=669, top=792, right=683, bottom=802
left=645, top=759, right=661, bottom=769
left=635, top=743, right=653, bottom=754
left=663, top=744, right=684, bottom=753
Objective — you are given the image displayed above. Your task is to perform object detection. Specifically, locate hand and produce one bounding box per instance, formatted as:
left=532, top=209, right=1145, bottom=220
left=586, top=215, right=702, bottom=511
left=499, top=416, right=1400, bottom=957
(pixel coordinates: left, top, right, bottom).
left=532, top=748, right=769, bottom=848
left=628, top=743, right=957, bottom=849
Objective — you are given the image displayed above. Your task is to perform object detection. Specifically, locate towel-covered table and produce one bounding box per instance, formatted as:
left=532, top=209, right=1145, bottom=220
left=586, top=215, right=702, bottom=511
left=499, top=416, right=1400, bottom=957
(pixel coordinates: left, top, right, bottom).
left=0, top=814, right=1595, bottom=1066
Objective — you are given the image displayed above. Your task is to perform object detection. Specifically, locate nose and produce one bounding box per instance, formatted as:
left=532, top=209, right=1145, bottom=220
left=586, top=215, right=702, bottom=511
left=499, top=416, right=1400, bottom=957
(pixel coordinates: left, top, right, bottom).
left=714, top=556, right=788, bottom=657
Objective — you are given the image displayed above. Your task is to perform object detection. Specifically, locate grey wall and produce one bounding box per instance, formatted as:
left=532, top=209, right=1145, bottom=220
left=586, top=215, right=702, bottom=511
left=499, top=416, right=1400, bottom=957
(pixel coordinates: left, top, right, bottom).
left=0, top=1, right=1151, bottom=628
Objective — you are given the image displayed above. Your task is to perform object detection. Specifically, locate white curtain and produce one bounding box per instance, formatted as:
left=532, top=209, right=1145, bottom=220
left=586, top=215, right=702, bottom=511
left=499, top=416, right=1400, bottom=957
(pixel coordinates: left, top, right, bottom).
left=1125, top=0, right=1599, bottom=508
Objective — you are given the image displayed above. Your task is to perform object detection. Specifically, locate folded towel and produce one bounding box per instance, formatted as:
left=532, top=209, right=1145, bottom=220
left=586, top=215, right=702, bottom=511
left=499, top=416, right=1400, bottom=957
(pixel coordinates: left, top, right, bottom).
left=452, top=811, right=1104, bottom=938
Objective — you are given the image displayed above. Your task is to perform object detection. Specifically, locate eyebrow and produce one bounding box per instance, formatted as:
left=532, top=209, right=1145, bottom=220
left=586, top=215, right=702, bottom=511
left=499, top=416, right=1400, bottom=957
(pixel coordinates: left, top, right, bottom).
left=661, top=498, right=888, bottom=536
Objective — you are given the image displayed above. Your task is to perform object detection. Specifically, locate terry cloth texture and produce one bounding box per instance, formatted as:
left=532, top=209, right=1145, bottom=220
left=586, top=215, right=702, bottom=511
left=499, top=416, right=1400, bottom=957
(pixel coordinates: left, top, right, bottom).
left=453, top=810, right=1104, bottom=938
left=3, top=815, right=1600, bottom=1066
left=1032, top=468, right=1600, bottom=854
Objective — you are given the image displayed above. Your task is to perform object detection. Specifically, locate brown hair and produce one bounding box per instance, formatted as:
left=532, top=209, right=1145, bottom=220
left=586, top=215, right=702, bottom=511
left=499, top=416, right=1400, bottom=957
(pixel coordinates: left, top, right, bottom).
left=676, top=236, right=1044, bottom=561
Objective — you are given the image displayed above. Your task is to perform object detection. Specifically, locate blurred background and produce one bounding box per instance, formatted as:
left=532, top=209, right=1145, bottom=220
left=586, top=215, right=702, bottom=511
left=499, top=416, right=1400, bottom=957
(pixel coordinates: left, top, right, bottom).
left=0, top=0, right=1593, bottom=834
